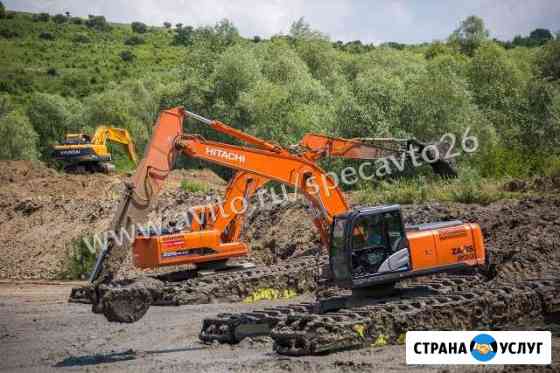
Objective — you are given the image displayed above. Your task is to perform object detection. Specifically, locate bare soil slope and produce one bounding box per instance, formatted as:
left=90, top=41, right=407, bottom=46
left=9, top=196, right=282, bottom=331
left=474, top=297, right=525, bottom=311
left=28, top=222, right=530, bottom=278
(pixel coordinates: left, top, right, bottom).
left=0, top=161, right=226, bottom=280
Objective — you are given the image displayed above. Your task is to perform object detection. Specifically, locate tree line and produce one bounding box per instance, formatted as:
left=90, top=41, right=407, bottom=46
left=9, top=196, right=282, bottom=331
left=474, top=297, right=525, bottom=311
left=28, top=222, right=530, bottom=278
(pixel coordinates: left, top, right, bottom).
left=0, top=7, right=559, bottom=180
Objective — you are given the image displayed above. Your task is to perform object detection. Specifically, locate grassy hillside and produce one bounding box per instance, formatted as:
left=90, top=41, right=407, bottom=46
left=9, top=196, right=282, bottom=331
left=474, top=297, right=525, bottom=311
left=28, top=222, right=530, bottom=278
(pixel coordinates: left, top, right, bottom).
left=0, top=6, right=559, bottom=194
left=0, top=12, right=184, bottom=98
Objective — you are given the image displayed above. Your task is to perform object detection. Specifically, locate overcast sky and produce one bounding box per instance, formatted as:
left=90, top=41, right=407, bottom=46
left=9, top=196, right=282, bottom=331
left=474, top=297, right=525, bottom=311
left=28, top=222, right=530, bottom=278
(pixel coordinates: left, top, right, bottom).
left=4, top=0, right=560, bottom=44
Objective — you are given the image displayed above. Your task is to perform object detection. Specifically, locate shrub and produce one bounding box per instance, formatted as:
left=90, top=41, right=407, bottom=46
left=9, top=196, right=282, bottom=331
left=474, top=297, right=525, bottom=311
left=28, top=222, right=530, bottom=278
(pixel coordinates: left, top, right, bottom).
left=173, top=25, right=194, bottom=46
left=61, top=235, right=98, bottom=280
left=85, top=15, right=109, bottom=31
left=46, top=67, right=58, bottom=76
left=124, top=35, right=145, bottom=46
left=32, top=13, right=50, bottom=22
left=131, top=21, right=148, bottom=33
left=70, top=17, right=83, bottom=25
left=72, top=33, right=90, bottom=43
left=39, top=31, right=55, bottom=40
left=119, top=50, right=136, bottom=62
left=6, top=11, right=15, bottom=19
left=537, top=39, right=560, bottom=82
left=180, top=179, right=209, bottom=194
left=0, top=101, right=39, bottom=160
left=0, top=27, right=20, bottom=38
left=26, top=93, right=78, bottom=156
left=52, top=13, right=66, bottom=24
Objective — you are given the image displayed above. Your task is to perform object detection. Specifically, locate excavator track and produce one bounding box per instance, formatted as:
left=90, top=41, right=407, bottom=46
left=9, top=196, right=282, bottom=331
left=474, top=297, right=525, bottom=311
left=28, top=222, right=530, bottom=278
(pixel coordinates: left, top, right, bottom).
left=156, top=255, right=325, bottom=305
left=199, top=274, right=484, bottom=344
left=200, top=277, right=559, bottom=356
left=70, top=255, right=325, bottom=322
left=272, top=279, right=559, bottom=355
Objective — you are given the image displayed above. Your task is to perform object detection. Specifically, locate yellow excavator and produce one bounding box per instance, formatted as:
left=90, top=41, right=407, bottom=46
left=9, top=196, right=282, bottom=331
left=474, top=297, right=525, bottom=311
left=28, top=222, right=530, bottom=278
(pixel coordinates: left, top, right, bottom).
left=52, top=126, right=138, bottom=173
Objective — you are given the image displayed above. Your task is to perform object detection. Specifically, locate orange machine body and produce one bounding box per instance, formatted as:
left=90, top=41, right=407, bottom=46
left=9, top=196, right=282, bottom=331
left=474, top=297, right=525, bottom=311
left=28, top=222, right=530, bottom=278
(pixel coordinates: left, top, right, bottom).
left=407, top=223, right=486, bottom=272
left=133, top=230, right=248, bottom=268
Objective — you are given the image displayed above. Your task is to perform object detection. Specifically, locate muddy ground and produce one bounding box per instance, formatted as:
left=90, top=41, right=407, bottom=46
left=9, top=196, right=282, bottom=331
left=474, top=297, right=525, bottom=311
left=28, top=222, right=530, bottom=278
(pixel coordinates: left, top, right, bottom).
left=2, top=281, right=558, bottom=372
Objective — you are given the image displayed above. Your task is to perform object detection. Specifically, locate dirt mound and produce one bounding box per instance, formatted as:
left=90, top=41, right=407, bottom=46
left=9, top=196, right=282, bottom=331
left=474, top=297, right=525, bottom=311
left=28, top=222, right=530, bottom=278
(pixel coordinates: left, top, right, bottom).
left=0, top=161, right=227, bottom=280
left=162, top=168, right=227, bottom=192
left=503, top=174, right=560, bottom=193
left=0, top=161, right=121, bottom=279
left=242, top=196, right=320, bottom=264
left=0, top=160, right=58, bottom=184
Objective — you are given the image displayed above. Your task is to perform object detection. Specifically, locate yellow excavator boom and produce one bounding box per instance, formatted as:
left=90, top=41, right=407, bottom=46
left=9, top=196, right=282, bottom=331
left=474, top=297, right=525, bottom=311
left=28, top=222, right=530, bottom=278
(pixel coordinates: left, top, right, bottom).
left=91, top=126, right=138, bottom=164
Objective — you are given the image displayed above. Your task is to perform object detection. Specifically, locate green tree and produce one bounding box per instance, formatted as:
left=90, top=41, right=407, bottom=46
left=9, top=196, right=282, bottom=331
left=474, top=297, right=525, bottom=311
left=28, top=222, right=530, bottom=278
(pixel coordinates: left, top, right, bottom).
left=52, top=13, right=67, bottom=24
left=0, top=1, right=6, bottom=19
left=120, top=50, right=136, bottom=62
left=469, top=43, right=530, bottom=115
left=124, top=35, right=145, bottom=46
left=537, top=39, right=560, bottom=81
left=211, top=45, right=262, bottom=109
left=352, top=67, right=406, bottom=137
left=425, top=41, right=453, bottom=59
left=173, top=25, right=194, bottom=46
left=82, top=79, right=163, bottom=150
left=213, top=18, right=240, bottom=45
left=131, top=21, right=148, bottom=33
left=33, top=13, right=50, bottom=22
left=39, top=31, right=55, bottom=41
left=289, top=17, right=328, bottom=41
left=85, top=15, right=110, bottom=31
left=402, top=54, right=485, bottom=140
left=449, top=15, right=489, bottom=56
left=26, top=93, right=78, bottom=157
left=0, top=110, right=39, bottom=160
left=529, top=28, right=553, bottom=45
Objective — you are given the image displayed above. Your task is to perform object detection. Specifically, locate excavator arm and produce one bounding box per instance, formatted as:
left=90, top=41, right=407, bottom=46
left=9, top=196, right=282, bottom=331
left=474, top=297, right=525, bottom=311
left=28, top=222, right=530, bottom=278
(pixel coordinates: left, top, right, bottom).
left=89, top=110, right=184, bottom=284
left=299, top=133, right=404, bottom=161
left=299, top=133, right=457, bottom=178
left=92, top=126, right=139, bottom=164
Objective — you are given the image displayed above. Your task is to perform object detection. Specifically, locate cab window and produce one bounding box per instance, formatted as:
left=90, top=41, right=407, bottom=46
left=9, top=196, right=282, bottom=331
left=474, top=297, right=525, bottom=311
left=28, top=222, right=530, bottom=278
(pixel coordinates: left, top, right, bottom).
left=351, top=213, right=386, bottom=251
left=330, top=217, right=351, bottom=281
left=384, top=211, right=405, bottom=252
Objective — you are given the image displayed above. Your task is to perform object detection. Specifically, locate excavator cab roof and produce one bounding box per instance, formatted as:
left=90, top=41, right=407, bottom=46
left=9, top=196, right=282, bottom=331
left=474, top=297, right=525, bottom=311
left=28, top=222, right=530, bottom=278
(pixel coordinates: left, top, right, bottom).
left=334, top=204, right=402, bottom=220
left=63, top=133, right=91, bottom=145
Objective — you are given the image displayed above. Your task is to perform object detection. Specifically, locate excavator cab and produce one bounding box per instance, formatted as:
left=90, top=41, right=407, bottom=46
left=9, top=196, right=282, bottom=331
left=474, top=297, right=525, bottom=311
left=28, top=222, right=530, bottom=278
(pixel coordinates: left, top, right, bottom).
left=330, top=205, right=412, bottom=289
left=330, top=204, right=486, bottom=290
left=62, top=133, right=91, bottom=145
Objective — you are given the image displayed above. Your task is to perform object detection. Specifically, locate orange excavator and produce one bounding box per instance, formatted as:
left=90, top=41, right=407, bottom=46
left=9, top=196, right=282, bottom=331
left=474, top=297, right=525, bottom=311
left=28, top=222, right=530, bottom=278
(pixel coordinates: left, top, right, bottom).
left=90, top=108, right=484, bottom=302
